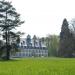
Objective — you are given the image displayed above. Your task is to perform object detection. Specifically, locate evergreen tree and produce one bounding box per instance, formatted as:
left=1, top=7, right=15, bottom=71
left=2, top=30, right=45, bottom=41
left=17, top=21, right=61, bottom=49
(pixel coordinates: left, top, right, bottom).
left=59, top=18, right=74, bottom=57
left=33, top=35, right=37, bottom=47
left=0, top=0, right=24, bottom=60
left=26, top=35, right=31, bottom=47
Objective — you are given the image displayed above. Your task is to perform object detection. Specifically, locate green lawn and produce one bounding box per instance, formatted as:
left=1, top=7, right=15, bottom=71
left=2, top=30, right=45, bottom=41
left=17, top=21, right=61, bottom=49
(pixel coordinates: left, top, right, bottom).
left=0, top=57, right=75, bottom=75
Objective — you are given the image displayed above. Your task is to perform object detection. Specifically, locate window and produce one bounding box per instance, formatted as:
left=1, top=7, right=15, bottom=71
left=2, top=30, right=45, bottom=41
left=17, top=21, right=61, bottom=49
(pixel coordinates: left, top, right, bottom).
left=23, top=41, right=25, bottom=43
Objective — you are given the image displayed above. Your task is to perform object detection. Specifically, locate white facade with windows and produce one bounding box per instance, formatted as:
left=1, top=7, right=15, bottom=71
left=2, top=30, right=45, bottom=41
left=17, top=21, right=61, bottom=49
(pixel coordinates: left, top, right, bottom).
left=11, top=37, right=48, bottom=57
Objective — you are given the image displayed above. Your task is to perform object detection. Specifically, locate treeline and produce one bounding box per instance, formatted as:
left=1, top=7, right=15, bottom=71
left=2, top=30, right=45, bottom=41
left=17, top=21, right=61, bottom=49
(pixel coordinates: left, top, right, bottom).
left=43, top=18, right=75, bottom=57
left=40, top=35, right=59, bottom=57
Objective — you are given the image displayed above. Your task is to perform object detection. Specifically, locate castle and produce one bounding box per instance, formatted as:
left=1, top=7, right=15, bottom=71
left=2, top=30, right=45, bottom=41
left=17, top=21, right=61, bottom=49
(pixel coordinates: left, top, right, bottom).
left=11, top=35, right=48, bottom=57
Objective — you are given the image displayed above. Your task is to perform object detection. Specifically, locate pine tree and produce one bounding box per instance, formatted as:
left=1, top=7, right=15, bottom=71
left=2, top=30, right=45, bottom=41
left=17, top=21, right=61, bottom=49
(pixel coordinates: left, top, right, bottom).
left=59, top=18, right=74, bottom=57
left=33, top=35, right=37, bottom=47
left=26, top=35, right=31, bottom=47
left=0, top=0, right=24, bottom=60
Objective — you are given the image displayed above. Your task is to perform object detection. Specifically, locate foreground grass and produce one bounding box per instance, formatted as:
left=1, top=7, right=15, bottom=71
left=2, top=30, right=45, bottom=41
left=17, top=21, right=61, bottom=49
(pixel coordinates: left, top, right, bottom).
left=0, top=57, right=75, bottom=75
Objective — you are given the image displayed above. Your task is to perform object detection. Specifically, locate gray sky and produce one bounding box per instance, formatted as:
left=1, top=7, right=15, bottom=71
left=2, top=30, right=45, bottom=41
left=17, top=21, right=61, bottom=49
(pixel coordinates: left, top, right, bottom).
left=6, top=0, right=75, bottom=37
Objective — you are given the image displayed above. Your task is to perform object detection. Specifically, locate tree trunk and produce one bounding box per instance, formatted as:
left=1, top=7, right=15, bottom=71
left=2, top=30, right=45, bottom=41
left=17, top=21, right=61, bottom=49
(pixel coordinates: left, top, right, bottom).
left=5, top=11, right=10, bottom=60
left=6, top=45, right=10, bottom=60
left=5, top=31, right=10, bottom=60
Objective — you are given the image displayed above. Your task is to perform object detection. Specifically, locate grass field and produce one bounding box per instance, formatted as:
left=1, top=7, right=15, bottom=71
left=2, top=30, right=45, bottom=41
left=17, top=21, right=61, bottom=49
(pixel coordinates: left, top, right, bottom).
left=0, top=57, right=75, bottom=75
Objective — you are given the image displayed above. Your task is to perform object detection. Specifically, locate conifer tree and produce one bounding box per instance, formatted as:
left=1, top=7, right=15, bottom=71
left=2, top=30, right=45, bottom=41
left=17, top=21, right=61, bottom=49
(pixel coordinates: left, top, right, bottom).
left=0, top=0, right=24, bottom=60
left=33, top=35, right=37, bottom=47
left=59, top=18, right=74, bottom=57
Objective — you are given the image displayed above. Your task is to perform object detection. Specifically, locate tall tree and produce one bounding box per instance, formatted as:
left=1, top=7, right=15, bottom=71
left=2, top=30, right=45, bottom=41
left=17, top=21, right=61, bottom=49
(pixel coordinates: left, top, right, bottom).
left=49, top=35, right=59, bottom=56
left=0, top=0, right=24, bottom=60
left=45, top=35, right=59, bottom=56
left=59, top=18, right=74, bottom=57
left=33, top=35, right=37, bottom=47
left=45, top=36, right=51, bottom=56
left=26, top=35, right=31, bottom=47
left=69, top=19, right=75, bottom=54
left=39, top=38, right=42, bottom=48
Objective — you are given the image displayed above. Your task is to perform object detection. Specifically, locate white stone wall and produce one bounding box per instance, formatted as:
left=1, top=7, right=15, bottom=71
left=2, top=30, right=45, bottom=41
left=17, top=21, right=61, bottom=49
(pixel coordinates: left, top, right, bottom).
left=11, top=48, right=48, bottom=57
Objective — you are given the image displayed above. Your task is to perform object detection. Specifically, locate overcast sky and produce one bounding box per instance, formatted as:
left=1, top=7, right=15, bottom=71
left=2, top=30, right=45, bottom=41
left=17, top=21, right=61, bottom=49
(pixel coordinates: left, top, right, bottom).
left=6, top=0, right=75, bottom=37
